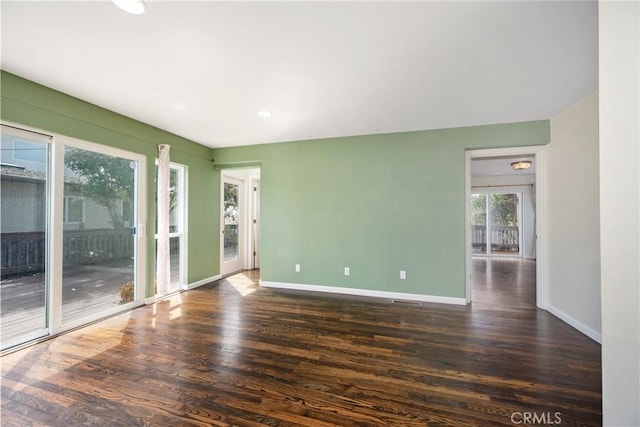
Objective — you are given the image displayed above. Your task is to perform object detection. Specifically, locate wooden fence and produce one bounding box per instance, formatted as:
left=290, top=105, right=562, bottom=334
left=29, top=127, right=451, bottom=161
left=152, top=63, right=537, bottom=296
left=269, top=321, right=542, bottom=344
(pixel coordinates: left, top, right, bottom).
left=472, top=225, right=519, bottom=253
left=1, top=229, right=133, bottom=278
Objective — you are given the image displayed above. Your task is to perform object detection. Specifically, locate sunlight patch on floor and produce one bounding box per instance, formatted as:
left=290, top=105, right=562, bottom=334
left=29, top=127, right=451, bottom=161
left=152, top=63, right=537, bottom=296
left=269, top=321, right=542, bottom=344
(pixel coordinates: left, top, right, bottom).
left=151, top=293, right=184, bottom=325
left=1, top=310, right=134, bottom=381
left=227, top=272, right=258, bottom=296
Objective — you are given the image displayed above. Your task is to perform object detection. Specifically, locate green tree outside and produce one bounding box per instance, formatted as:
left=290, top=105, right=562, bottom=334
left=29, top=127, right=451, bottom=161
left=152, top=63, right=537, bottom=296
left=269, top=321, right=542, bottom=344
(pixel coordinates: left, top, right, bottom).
left=471, top=193, right=519, bottom=226
left=64, top=147, right=134, bottom=229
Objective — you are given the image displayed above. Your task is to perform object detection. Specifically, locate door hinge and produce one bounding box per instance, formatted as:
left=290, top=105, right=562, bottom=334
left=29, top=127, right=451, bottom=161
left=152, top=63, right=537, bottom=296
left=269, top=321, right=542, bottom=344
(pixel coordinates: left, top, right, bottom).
left=253, top=186, right=257, bottom=191
left=253, top=251, right=257, bottom=256
left=253, top=219, right=257, bottom=224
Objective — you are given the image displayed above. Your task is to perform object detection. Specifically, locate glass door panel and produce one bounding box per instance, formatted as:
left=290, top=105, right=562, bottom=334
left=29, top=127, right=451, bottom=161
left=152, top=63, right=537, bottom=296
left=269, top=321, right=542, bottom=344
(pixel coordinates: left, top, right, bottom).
left=472, top=192, right=521, bottom=256
left=0, top=127, right=51, bottom=350
left=222, top=177, right=243, bottom=275
left=61, top=146, right=136, bottom=325
left=489, top=193, right=520, bottom=255
left=471, top=194, right=487, bottom=254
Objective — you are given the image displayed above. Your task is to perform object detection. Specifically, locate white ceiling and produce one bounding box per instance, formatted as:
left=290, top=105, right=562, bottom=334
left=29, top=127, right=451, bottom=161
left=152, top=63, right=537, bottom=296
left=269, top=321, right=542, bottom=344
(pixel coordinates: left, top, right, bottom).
left=471, top=156, right=535, bottom=177
left=1, top=1, right=598, bottom=148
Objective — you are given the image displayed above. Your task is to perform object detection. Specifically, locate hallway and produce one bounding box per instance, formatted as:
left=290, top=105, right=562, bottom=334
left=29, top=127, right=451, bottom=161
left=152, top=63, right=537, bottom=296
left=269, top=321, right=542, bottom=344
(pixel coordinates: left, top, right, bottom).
left=471, top=257, right=537, bottom=311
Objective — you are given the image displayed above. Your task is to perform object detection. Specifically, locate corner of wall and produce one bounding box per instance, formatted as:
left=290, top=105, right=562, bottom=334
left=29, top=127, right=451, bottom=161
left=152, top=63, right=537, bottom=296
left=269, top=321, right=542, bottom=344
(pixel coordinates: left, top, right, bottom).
left=545, top=92, right=601, bottom=338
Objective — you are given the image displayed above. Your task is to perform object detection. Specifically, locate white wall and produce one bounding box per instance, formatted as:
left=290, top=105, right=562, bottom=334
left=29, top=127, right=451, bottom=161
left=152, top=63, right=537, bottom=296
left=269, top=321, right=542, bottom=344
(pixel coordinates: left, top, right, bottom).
left=545, top=92, right=601, bottom=342
left=599, top=1, right=640, bottom=425
left=472, top=174, right=536, bottom=259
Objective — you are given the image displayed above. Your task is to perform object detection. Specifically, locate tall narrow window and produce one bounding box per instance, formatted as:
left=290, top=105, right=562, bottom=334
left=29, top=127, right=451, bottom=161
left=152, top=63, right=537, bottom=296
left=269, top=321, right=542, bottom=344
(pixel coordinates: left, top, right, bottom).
left=155, top=163, right=186, bottom=295
left=1, top=125, right=51, bottom=350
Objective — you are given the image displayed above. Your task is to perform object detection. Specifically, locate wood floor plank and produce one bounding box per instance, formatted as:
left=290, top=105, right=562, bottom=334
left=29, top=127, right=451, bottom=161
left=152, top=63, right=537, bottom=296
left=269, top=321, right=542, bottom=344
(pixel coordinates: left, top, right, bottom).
left=1, top=264, right=601, bottom=426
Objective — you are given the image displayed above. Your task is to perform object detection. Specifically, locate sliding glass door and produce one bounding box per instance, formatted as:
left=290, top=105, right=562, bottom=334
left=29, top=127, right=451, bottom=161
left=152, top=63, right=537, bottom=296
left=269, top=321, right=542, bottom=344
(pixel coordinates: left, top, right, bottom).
left=1, top=124, right=146, bottom=351
left=1, top=126, right=51, bottom=349
left=471, top=192, right=521, bottom=256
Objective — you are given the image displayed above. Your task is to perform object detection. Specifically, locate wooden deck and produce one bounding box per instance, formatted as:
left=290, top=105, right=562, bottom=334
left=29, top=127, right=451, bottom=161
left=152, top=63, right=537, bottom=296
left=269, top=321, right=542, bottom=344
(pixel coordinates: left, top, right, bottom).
left=1, top=263, right=601, bottom=426
left=1, top=256, right=180, bottom=343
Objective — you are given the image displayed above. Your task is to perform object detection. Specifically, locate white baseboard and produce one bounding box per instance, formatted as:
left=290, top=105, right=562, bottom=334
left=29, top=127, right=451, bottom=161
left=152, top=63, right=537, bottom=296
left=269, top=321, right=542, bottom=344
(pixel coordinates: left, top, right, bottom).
left=187, top=274, right=221, bottom=290
left=546, top=304, right=602, bottom=344
left=144, top=296, right=157, bottom=305
left=259, top=280, right=467, bottom=306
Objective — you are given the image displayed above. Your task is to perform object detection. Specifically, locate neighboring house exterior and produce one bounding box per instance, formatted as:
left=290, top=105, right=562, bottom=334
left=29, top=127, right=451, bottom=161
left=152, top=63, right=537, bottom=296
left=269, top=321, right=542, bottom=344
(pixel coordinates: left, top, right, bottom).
left=1, top=133, right=133, bottom=277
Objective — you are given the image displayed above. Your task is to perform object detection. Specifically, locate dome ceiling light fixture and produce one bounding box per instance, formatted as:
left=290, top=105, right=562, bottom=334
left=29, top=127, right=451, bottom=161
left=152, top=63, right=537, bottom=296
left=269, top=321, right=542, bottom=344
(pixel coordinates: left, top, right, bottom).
left=113, top=0, right=147, bottom=15
left=511, top=160, right=532, bottom=171
left=257, top=110, right=273, bottom=118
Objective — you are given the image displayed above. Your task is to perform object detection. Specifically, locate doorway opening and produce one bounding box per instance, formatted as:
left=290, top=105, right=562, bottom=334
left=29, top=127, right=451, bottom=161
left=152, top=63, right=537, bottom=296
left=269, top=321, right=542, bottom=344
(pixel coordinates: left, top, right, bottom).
left=465, top=146, right=545, bottom=309
left=220, top=168, right=260, bottom=278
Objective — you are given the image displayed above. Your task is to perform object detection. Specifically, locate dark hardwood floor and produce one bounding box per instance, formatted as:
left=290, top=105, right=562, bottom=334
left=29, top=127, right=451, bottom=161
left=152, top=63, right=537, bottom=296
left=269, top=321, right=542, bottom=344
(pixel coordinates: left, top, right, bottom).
left=471, top=257, right=537, bottom=311
left=1, top=266, right=601, bottom=426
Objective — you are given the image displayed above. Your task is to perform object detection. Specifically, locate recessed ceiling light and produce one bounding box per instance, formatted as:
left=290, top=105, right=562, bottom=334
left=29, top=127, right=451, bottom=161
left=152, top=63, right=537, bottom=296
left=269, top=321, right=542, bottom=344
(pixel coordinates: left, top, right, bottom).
left=257, top=110, right=273, bottom=118
left=113, top=0, right=147, bottom=15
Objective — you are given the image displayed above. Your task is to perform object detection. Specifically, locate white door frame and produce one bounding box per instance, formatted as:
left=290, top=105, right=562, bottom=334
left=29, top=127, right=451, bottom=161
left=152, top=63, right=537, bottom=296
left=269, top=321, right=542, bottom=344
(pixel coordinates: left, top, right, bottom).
left=465, top=145, right=546, bottom=309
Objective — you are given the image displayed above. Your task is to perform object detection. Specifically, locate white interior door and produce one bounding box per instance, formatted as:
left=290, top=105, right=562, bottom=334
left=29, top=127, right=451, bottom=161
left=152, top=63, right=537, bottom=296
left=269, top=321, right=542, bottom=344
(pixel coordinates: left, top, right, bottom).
left=222, top=175, right=244, bottom=275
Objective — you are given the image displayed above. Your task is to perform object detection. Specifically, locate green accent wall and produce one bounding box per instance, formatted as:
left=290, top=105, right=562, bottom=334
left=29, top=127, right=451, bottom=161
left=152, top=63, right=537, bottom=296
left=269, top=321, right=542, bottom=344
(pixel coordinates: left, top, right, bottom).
left=1, top=71, right=219, bottom=295
left=214, top=122, right=549, bottom=298
left=1, top=69, right=551, bottom=300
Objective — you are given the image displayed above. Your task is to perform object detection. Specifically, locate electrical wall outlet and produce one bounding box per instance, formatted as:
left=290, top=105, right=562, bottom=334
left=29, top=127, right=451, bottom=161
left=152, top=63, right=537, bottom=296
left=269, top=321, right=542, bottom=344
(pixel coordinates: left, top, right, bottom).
left=344, top=267, right=350, bottom=276
left=400, top=270, right=407, bottom=280
left=295, top=264, right=301, bottom=272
